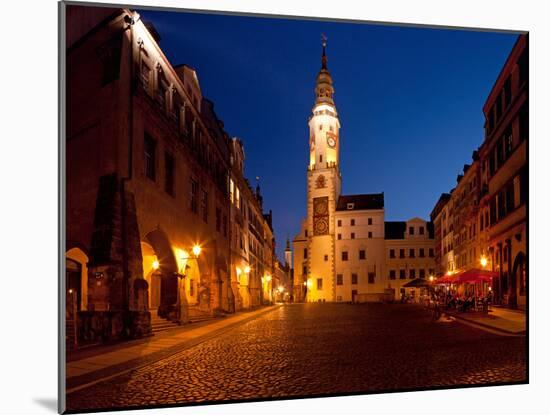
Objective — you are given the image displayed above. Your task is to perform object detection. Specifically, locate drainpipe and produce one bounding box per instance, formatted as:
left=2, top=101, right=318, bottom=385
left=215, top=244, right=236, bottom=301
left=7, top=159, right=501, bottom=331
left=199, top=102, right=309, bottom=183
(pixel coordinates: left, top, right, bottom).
left=120, top=12, right=137, bottom=332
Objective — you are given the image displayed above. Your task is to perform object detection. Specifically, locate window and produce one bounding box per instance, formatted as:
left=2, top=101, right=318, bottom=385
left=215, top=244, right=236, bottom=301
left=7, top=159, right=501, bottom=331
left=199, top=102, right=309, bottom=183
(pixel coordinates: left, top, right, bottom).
left=190, top=179, right=198, bottom=213
left=519, top=107, right=528, bottom=142
left=229, top=179, right=234, bottom=204
left=140, top=61, right=151, bottom=90
left=324, top=254, right=328, bottom=261
left=336, top=274, right=343, bottom=285
left=172, top=94, right=182, bottom=127
left=201, top=189, right=208, bottom=222
left=347, top=203, right=354, bottom=210
left=189, top=279, right=194, bottom=296
left=351, top=219, right=355, bottom=226
left=518, top=49, right=528, bottom=85
left=303, top=248, right=308, bottom=259
left=429, top=248, right=434, bottom=257
left=215, top=208, right=221, bottom=232
left=410, top=269, right=416, bottom=279
left=157, top=71, right=168, bottom=109
left=419, top=269, right=426, bottom=278
left=419, top=248, right=425, bottom=258
left=317, top=278, right=323, bottom=290
left=390, top=249, right=395, bottom=258
left=409, top=226, right=414, bottom=235
left=351, top=273, right=358, bottom=284
left=351, top=232, right=355, bottom=239
left=419, top=226, right=424, bottom=235
left=337, top=233, right=342, bottom=240
left=368, top=218, right=373, bottom=225
left=409, top=249, right=415, bottom=258
left=399, top=249, right=405, bottom=258
left=496, top=94, right=502, bottom=121
left=302, top=265, right=307, bottom=276
left=504, top=77, right=512, bottom=108
left=305, top=230, right=308, bottom=237
left=337, top=219, right=342, bottom=227
left=399, top=270, right=406, bottom=279
left=342, top=251, right=348, bottom=261
left=164, top=152, right=174, bottom=196
left=368, top=273, right=375, bottom=284
left=319, top=154, right=323, bottom=163
left=359, top=249, right=366, bottom=260
left=144, top=133, right=156, bottom=181
left=222, top=214, right=228, bottom=237
left=429, top=269, right=434, bottom=276
left=98, top=35, right=122, bottom=85
left=368, top=232, right=373, bottom=239
left=389, top=270, right=396, bottom=280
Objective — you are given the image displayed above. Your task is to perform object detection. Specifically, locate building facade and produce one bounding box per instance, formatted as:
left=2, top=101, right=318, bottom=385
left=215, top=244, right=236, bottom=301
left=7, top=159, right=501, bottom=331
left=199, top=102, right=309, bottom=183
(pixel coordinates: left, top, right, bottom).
left=478, top=35, right=528, bottom=309
left=430, top=34, right=528, bottom=309
left=385, top=219, right=435, bottom=300
left=292, top=42, right=435, bottom=303
left=65, top=6, right=277, bottom=346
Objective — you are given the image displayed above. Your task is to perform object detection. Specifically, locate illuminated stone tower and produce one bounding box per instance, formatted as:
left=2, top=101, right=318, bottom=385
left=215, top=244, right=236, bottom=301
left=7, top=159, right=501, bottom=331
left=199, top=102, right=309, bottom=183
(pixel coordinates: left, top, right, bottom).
left=305, top=37, right=342, bottom=302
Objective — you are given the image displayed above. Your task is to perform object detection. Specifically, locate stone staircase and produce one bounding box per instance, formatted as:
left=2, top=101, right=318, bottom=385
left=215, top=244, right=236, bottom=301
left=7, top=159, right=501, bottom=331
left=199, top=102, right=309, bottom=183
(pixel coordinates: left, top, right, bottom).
left=188, top=305, right=214, bottom=323
left=150, top=310, right=179, bottom=334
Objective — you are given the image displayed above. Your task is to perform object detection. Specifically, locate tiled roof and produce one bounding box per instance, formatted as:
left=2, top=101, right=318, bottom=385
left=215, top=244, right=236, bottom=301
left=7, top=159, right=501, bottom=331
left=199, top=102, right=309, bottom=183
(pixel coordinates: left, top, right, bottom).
left=336, top=193, right=384, bottom=211
left=384, top=221, right=406, bottom=239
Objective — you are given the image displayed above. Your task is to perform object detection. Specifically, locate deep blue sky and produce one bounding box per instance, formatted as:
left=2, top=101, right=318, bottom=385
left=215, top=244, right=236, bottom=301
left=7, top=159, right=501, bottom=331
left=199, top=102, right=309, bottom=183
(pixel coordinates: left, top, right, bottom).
left=137, top=9, right=518, bottom=260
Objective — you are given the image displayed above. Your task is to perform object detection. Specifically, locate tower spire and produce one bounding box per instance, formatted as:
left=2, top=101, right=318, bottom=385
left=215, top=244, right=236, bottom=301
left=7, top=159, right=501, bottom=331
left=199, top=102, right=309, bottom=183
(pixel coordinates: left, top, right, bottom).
left=321, top=33, right=328, bottom=69
left=314, top=34, right=334, bottom=107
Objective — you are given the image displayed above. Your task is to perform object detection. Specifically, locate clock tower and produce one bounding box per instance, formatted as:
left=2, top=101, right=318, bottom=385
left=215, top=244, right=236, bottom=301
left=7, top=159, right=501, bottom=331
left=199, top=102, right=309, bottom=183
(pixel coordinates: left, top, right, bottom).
left=305, top=37, right=341, bottom=302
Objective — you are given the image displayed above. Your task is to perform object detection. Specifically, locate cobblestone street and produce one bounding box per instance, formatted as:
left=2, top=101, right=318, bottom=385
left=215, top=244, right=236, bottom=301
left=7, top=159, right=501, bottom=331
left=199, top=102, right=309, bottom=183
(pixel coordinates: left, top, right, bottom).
left=66, top=303, right=526, bottom=412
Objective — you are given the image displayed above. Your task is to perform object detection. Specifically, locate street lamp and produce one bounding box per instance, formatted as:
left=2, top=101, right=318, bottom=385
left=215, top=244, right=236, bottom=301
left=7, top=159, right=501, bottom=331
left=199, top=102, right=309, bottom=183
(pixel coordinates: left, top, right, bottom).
left=480, top=255, right=488, bottom=268
left=429, top=275, right=434, bottom=282
left=174, top=245, right=202, bottom=324
left=152, top=259, right=159, bottom=270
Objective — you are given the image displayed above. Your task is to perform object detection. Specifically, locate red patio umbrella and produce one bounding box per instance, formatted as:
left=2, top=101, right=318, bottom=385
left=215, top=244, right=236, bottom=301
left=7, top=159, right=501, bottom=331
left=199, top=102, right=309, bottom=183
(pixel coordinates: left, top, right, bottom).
left=454, top=268, right=498, bottom=284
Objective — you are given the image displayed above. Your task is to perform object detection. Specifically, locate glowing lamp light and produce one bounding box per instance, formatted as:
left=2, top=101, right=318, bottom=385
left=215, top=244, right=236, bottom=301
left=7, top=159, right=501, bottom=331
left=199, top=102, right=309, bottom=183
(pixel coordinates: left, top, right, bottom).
left=244, top=265, right=251, bottom=274
left=278, top=286, right=284, bottom=293
left=266, top=275, right=272, bottom=282
left=68, top=289, right=73, bottom=294
left=429, top=275, right=434, bottom=282
left=480, top=255, right=488, bottom=268
left=236, top=267, right=242, bottom=276
left=303, top=281, right=307, bottom=286
left=446, top=270, right=452, bottom=276
left=152, top=260, right=159, bottom=270
left=192, top=245, right=202, bottom=257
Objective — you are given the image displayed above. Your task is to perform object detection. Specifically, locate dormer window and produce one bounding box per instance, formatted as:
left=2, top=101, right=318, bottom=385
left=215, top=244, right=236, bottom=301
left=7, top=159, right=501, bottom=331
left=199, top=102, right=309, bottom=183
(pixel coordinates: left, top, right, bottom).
left=347, top=203, right=354, bottom=210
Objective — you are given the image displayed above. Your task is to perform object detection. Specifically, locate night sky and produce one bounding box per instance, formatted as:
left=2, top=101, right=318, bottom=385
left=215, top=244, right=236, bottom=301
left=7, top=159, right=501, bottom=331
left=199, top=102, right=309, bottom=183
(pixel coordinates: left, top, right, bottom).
left=136, top=8, right=518, bottom=260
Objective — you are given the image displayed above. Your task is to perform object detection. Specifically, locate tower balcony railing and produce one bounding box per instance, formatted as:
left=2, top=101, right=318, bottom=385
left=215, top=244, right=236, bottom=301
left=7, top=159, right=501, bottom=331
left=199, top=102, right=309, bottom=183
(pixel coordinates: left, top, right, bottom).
left=307, top=161, right=338, bottom=171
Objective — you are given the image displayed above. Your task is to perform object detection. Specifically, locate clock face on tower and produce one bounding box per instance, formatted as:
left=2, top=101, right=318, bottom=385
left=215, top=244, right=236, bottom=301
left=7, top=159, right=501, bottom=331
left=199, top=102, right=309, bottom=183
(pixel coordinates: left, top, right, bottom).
left=326, top=132, right=337, bottom=148
left=313, top=197, right=329, bottom=235
left=314, top=218, right=328, bottom=234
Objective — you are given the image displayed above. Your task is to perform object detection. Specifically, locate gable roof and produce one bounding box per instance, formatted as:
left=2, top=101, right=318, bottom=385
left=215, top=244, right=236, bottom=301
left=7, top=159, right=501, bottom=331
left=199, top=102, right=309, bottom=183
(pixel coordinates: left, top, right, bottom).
left=384, top=221, right=406, bottom=239
left=336, top=193, right=384, bottom=211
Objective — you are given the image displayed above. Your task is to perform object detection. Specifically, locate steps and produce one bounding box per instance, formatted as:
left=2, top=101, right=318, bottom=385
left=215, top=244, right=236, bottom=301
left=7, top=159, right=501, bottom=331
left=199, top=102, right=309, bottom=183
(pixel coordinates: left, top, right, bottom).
left=188, top=306, right=214, bottom=324
left=150, top=311, right=179, bottom=333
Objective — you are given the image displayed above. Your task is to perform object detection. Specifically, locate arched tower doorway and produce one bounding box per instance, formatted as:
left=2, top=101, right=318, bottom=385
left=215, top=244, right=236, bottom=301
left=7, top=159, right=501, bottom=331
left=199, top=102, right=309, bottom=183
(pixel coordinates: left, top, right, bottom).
left=512, top=251, right=526, bottom=308
left=142, top=229, right=178, bottom=318
left=65, top=247, right=89, bottom=312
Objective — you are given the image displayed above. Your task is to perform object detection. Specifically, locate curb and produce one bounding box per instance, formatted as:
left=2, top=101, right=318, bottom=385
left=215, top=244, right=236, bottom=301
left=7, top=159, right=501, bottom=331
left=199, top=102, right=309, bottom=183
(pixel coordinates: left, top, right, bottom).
left=445, top=312, right=526, bottom=336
